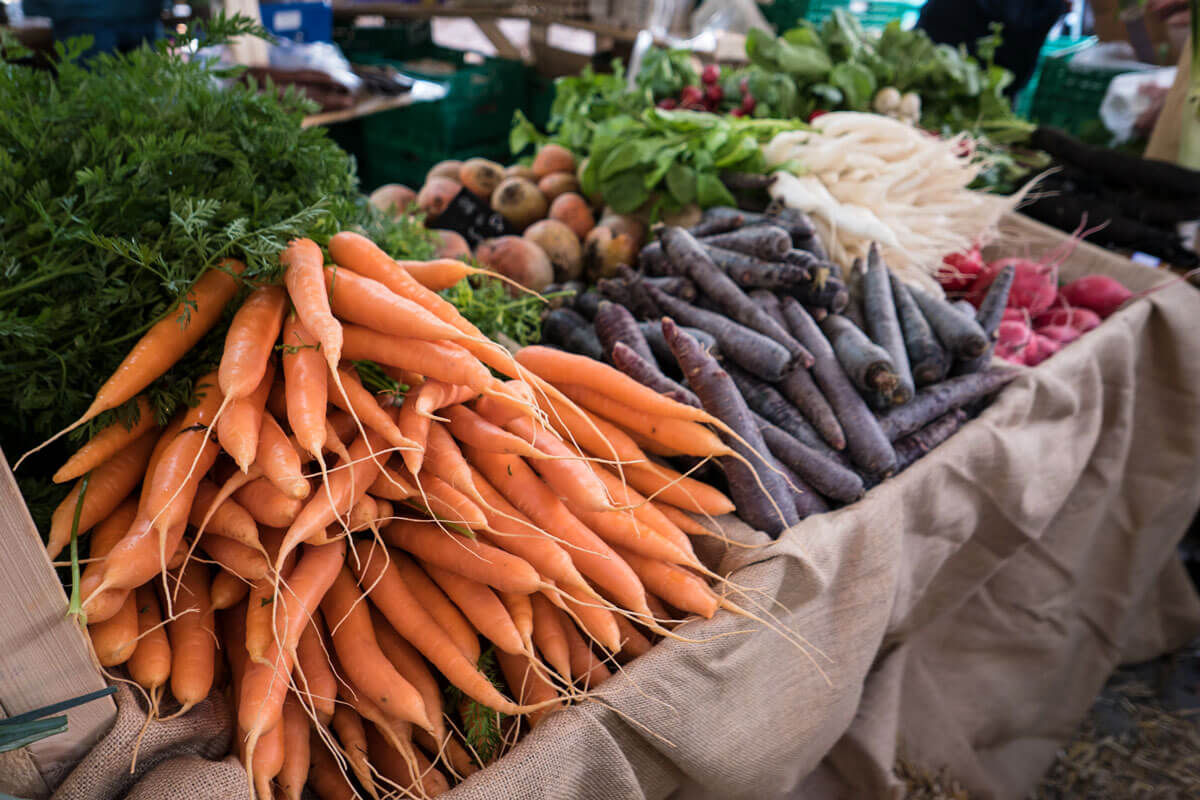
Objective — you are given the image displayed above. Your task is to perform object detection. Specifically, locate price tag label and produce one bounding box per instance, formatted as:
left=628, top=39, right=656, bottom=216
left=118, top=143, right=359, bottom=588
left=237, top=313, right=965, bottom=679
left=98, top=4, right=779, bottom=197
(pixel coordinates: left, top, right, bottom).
left=434, top=188, right=512, bottom=247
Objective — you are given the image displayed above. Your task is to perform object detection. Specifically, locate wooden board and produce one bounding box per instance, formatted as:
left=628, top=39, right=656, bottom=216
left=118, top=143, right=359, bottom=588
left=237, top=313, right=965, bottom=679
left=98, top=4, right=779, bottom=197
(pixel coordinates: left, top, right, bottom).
left=0, top=448, right=114, bottom=792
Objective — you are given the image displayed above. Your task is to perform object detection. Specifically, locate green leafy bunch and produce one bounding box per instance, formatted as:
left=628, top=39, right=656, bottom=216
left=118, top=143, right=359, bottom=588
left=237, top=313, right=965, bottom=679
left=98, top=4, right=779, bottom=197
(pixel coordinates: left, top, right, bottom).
left=633, top=47, right=697, bottom=99
left=578, top=108, right=802, bottom=216
left=0, top=14, right=432, bottom=526
left=444, top=646, right=507, bottom=764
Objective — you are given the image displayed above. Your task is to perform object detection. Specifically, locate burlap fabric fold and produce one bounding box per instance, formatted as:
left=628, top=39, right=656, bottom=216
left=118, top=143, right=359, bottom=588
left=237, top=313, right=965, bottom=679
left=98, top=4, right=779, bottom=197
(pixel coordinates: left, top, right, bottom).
left=24, top=213, right=1200, bottom=800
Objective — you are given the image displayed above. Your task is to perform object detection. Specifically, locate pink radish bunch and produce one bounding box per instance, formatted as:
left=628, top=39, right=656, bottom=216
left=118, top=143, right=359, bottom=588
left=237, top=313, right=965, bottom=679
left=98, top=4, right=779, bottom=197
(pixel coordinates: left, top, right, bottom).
left=937, top=231, right=1134, bottom=367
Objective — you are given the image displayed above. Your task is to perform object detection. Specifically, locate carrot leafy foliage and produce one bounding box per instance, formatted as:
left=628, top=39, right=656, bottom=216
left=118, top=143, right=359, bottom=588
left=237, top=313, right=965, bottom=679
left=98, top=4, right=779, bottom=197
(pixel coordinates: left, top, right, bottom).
left=0, top=15, right=432, bottom=527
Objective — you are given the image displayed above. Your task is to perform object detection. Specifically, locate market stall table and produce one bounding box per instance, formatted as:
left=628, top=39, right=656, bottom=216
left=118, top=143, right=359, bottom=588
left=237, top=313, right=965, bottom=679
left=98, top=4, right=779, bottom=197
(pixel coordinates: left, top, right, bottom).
left=28, top=214, right=1200, bottom=800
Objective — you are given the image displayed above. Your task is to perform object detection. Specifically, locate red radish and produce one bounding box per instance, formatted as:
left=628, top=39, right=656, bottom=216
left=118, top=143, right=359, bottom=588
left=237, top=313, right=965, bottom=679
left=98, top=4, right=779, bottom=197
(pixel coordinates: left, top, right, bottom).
left=1059, top=275, right=1131, bottom=319
left=741, top=94, right=757, bottom=113
left=730, top=108, right=746, bottom=117
left=680, top=86, right=703, bottom=106
left=994, top=320, right=1032, bottom=363
left=937, top=246, right=984, bottom=293
left=969, top=258, right=1057, bottom=314
left=808, top=109, right=828, bottom=122
left=1034, top=305, right=1101, bottom=333
left=1001, top=307, right=1028, bottom=324
left=705, top=84, right=724, bottom=104
left=702, top=64, right=720, bottom=85
left=657, top=98, right=678, bottom=110
left=1035, top=325, right=1081, bottom=345
left=1024, top=334, right=1061, bottom=366
left=738, top=77, right=750, bottom=94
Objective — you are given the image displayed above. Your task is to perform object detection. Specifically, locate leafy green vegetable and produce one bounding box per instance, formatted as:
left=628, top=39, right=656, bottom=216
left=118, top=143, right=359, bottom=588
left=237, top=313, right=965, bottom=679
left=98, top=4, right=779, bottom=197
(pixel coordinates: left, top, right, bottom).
left=0, top=16, right=433, bottom=530
left=440, top=276, right=545, bottom=348
left=0, top=686, right=117, bottom=753
left=634, top=48, right=697, bottom=99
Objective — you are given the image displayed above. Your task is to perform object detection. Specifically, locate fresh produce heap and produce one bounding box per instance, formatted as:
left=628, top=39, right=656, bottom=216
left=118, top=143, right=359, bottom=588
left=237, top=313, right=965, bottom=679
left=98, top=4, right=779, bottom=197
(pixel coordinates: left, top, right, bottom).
left=41, top=230, right=803, bottom=799
left=938, top=234, right=1140, bottom=366
left=368, top=143, right=654, bottom=292
left=543, top=207, right=1018, bottom=534
left=0, top=17, right=436, bottom=527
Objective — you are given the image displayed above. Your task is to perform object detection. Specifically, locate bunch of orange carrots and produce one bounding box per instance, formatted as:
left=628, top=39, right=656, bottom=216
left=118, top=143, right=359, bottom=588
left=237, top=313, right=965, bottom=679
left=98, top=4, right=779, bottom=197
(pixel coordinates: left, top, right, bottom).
left=36, top=231, right=748, bottom=799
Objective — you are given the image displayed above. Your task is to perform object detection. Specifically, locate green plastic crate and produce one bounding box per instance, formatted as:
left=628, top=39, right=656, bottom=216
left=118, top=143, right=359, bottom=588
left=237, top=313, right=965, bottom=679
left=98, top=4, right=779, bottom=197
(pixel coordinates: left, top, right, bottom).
left=333, top=21, right=434, bottom=62
left=1027, top=39, right=1138, bottom=136
left=357, top=46, right=528, bottom=152
left=760, top=0, right=923, bottom=30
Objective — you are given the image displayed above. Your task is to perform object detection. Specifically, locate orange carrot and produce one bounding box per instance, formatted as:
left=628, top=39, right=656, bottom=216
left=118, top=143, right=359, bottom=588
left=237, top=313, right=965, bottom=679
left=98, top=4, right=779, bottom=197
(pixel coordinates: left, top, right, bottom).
left=382, top=549, right=480, bottom=664
left=530, top=592, right=572, bottom=680
left=308, top=730, right=357, bottom=800
left=295, top=615, right=337, bottom=725
left=331, top=705, right=377, bottom=800
left=368, top=464, right=416, bottom=501
left=372, top=610, right=447, bottom=744
left=219, top=285, right=287, bottom=401
left=277, top=695, right=310, bottom=800
left=189, top=479, right=261, bottom=551
left=619, top=461, right=734, bottom=516
left=503, top=415, right=613, bottom=512
left=58, top=261, right=245, bottom=436
left=516, top=346, right=711, bottom=422
left=532, top=389, right=647, bottom=465
left=76, top=498, right=138, bottom=622
left=325, top=266, right=465, bottom=341
left=381, top=520, right=541, bottom=595
left=47, top=428, right=157, bottom=559
left=398, top=467, right=488, bottom=529
left=442, top=404, right=540, bottom=457
left=469, top=466, right=589, bottom=594
left=251, top=717, right=285, bottom=800
left=235, top=477, right=305, bottom=529
left=555, top=382, right=728, bottom=458
left=495, top=650, right=562, bottom=727
left=351, top=542, right=531, bottom=715
left=254, top=411, right=310, bottom=500
left=588, top=465, right=700, bottom=565
left=88, top=589, right=138, bottom=667
left=210, top=569, right=250, bottom=611
left=558, top=584, right=621, bottom=653
left=500, top=590, right=534, bottom=653
left=283, top=238, right=342, bottom=372
left=266, top=379, right=288, bottom=421
left=654, top=502, right=716, bottom=539
left=330, top=366, right=419, bottom=452
left=397, top=258, right=479, bottom=291
left=53, top=395, right=157, bottom=484
left=421, top=562, right=524, bottom=655
left=341, top=324, right=492, bottom=392
left=560, top=610, right=611, bottom=688
left=277, top=427, right=386, bottom=570
left=201, top=532, right=269, bottom=581
left=467, top=448, right=650, bottom=618
left=614, top=611, right=652, bottom=659
left=366, top=722, right=452, bottom=797
left=613, top=547, right=719, bottom=618
left=281, top=313, right=327, bottom=460
left=127, top=584, right=171, bottom=698
left=320, top=567, right=435, bottom=733
left=166, top=560, right=216, bottom=714
left=218, top=362, right=276, bottom=473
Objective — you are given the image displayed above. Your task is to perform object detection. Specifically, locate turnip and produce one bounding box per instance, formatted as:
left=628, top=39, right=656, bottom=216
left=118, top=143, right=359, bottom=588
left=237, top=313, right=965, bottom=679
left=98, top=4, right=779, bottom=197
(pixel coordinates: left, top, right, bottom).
left=430, top=229, right=470, bottom=261
left=537, top=172, right=581, bottom=202
left=491, top=177, right=548, bottom=231
left=548, top=193, right=595, bottom=240
left=524, top=219, right=582, bottom=282
left=475, top=236, right=553, bottom=292
left=532, top=144, right=576, bottom=179
left=416, top=177, right=462, bottom=220
left=367, top=184, right=416, bottom=218
left=1059, top=275, right=1132, bottom=319
left=458, top=158, right=505, bottom=199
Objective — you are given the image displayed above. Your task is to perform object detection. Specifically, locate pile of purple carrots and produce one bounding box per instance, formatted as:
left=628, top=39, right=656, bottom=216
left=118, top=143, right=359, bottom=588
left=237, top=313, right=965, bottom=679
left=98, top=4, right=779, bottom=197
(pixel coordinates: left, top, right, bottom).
left=541, top=208, right=1018, bottom=535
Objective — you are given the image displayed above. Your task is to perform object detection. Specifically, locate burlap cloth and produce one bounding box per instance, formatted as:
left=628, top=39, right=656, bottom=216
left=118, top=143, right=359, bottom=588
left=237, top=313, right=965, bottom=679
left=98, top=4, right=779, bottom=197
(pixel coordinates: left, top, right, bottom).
left=36, top=214, right=1200, bottom=800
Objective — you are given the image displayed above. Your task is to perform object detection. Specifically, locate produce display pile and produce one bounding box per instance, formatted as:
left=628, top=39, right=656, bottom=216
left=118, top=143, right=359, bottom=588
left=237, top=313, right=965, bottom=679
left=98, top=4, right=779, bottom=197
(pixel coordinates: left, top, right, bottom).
left=39, top=229, right=797, bottom=799
left=543, top=206, right=1020, bottom=534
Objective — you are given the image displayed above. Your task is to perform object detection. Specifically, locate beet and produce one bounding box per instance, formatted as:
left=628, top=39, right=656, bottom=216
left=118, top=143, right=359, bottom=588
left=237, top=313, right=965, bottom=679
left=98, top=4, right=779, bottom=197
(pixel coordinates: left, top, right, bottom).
left=1059, top=275, right=1132, bottom=319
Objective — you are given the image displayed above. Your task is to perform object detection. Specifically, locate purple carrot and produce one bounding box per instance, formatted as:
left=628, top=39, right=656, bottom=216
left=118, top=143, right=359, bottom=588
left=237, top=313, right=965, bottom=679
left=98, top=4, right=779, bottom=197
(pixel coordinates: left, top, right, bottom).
left=593, top=300, right=657, bottom=365
left=753, top=412, right=863, bottom=503
left=610, top=341, right=701, bottom=408
left=955, top=265, right=1015, bottom=375
left=699, top=225, right=792, bottom=261
left=876, top=368, right=1016, bottom=441
left=781, top=296, right=897, bottom=476
left=893, top=409, right=968, bottom=472
left=662, top=318, right=799, bottom=537
left=862, top=243, right=914, bottom=405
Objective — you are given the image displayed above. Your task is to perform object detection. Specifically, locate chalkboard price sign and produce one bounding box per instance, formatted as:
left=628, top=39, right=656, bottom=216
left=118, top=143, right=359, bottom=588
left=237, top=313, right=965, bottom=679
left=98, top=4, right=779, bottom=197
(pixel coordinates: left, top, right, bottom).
left=434, top=188, right=512, bottom=247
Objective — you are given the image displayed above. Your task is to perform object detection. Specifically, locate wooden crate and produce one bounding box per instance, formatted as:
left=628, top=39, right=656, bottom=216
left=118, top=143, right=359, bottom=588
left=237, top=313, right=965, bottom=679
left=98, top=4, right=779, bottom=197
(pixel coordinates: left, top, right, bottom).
left=0, top=449, right=115, bottom=798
